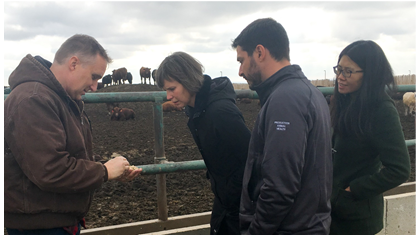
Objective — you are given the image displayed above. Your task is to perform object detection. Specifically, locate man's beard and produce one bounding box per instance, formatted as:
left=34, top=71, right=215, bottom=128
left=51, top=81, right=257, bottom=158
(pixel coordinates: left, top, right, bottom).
left=244, top=57, right=262, bottom=89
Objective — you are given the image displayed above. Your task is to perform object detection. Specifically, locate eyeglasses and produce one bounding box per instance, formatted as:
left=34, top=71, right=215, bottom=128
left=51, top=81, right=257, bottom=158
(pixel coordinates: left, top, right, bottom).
left=333, top=66, right=363, bottom=78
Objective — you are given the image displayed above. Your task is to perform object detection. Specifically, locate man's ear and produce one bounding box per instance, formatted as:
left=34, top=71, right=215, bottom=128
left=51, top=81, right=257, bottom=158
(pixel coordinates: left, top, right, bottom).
left=68, top=56, right=79, bottom=71
left=255, top=45, right=266, bottom=61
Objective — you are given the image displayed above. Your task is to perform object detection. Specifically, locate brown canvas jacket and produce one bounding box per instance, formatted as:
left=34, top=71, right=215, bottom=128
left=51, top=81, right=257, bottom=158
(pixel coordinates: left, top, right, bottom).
left=4, top=54, right=107, bottom=229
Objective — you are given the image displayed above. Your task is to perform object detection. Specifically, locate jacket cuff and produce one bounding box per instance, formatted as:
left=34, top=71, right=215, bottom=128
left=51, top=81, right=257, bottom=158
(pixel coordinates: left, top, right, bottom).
left=94, top=154, right=107, bottom=164
left=102, top=164, right=108, bottom=182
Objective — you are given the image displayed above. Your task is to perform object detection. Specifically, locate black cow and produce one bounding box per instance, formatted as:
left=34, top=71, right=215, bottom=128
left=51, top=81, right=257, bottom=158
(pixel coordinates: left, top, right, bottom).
left=152, top=69, right=157, bottom=85
left=126, top=72, right=133, bottom=84
left=102, top=74, right=112, bottom=87
left=97, top=82, right=104, bottom=90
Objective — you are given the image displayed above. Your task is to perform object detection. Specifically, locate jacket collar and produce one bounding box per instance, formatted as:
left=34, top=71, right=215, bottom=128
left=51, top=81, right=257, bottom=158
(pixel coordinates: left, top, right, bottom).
left=185, top=75, right=236, bottom=120
left=252, top=65, right=303, bottom=106
left=190, top=75, right=213, bottom=118
left=9, top=54, right=84, bottom=114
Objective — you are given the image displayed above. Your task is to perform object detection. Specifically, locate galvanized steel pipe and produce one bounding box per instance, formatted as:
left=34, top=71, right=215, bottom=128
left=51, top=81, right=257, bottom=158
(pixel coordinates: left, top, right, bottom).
left=153, top=97, right=168, bottom=221
left=405, top=139, right=416, bottom=147
left=4, top=85, right=416, bottom=101
left=133, top=160, right=207, bottom=175
left=132, top=139, right=415, bottom=175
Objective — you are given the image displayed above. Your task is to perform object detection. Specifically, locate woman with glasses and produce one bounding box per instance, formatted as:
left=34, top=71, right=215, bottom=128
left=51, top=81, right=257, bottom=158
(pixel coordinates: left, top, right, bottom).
left=329, top=40, right=410, bottom=235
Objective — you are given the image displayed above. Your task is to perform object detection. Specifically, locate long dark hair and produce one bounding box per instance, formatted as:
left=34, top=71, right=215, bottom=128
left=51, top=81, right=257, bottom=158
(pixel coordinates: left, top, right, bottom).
left=331, top=40, right=396, bottom=137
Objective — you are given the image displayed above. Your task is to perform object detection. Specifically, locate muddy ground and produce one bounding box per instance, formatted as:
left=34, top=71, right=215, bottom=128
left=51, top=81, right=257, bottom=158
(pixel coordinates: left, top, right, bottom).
left=80, top=83, right=416, bottom=230
left=2, top=81, right=414, bottom=236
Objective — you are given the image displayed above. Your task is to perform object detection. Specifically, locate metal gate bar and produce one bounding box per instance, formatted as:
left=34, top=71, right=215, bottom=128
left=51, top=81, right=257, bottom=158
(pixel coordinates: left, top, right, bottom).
left=3, top=85, right=416, bottom=224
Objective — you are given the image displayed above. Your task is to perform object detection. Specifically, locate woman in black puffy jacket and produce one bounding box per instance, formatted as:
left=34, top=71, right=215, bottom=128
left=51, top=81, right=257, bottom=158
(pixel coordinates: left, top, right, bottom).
left=155, top=51, right=251, bottom=235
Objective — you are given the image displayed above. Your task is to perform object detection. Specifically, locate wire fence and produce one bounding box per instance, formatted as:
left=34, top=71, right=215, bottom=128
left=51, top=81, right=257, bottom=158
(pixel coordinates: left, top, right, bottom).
left=394, top=75, right=417, bottom=85
left=233, top=75, right=416, bottom=89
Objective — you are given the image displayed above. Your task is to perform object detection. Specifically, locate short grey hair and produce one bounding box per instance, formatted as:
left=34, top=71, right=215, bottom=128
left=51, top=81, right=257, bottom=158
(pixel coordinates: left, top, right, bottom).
left=54, top=34, right=112, bottom=65
left=156, top=51, right=204, bottom=93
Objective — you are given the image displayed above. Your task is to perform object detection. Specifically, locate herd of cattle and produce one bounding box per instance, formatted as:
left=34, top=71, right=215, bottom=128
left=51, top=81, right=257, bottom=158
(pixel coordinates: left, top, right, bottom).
left=105, top=100, right=182, bottom=121
left=104, top=91, right=416, bottom=122
left=97, top=67, right=157, bottom=90
left=99, top=78, right=416, bottom=121
left=97, top=65, right=187, bottom=121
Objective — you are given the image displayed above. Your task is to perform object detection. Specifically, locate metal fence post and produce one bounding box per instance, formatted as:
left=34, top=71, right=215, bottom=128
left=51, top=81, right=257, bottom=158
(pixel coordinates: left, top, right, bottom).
left=153, top=97, right=168, bottom=221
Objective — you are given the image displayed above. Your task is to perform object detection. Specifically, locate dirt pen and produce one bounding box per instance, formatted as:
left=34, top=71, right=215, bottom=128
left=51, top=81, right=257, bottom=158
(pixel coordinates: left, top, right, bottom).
left=3, top=78, right=416, bottom=235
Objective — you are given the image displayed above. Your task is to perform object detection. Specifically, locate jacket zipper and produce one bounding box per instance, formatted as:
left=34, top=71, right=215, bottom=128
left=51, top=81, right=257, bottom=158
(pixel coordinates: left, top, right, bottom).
left=69, top=98, right=90, bottom=159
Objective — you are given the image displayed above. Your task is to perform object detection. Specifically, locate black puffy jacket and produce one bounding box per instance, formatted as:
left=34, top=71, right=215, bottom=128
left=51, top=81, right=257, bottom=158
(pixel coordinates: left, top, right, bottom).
left=185, top=75, right=251, bottom=234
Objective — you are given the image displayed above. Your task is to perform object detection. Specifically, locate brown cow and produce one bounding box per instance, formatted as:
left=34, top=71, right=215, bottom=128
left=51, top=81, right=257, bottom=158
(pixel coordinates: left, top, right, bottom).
left=112, top=67, right=128, bottom=85
left=162, top=101, right=183, bottom=112
left=238, top=98, right=252, bottom=104
left=140, top=67, right=151, bottom=84
left=110, top=107, right=135, bottom=121
left=106, top=102, right=120, bottom=115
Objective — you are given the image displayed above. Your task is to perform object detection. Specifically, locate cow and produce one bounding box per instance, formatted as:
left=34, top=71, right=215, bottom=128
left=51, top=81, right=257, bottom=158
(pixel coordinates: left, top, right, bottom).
left=110, top=107, right=135, bottom=121
left=162, top=101, right=183, bottom=112
left=126, top=72, right=133, bottom=84
left=403, top=92, right=416, bottom=116
left=97, top=82, right=104, bottom=90
left=152, top=69, right=157, bottom=85
left=140, top=67, right=151, bottom=84
left=106, top=102, right=120, bottom=115
left=112, top=67, right=128, bottom=85
left=390, top=91, right=405, bottom=101
left=238, top=98, right=252, bottom=104
left=102, top=74, right=112, bottom=87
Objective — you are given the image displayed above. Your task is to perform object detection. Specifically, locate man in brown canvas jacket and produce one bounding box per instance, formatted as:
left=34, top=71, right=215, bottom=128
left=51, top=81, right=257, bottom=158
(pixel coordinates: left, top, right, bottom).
left=4, top=34, right=141, bottom=235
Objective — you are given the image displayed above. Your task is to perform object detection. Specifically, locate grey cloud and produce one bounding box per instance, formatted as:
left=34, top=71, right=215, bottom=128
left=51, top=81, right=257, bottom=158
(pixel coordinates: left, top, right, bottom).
left=5, top=2, right=118, bottom=40
left=6, top=1, right=413, bottom=45
left=184, top=42, right=229, bottom=54
left=4, top=1, right=416, bottom=67
left=330, top=6, right=415, bottom=43
left=4, top=1, right=314, bottom=41
left=321, top=1, right=414, bottom=12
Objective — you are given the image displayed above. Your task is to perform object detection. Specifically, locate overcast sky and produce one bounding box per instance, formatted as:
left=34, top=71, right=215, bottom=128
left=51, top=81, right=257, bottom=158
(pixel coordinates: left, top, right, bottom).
left=2, top=1, right=417, bottom=86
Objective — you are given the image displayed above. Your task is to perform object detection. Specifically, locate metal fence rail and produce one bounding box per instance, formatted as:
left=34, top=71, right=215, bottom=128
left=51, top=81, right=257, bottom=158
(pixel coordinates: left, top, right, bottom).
left=3, top=85, right=416, bottom=224
left=4, top=84, right=416, bottom=98
left=132, top=139, right=416, bottom=174
left=5, top=85, right=416, bottom=101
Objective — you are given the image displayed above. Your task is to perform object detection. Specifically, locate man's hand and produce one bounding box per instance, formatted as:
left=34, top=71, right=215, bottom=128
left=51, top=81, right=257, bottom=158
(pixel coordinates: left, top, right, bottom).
left=104, top=156, right=130, bottom=180
left=116, top=166, right=142, bottom=183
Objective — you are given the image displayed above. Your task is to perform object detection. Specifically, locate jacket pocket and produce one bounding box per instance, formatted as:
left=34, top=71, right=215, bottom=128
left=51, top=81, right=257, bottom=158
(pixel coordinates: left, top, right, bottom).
left=224, top=172, right=243, bottom=208
left=239, top=213, right=254, bottom=234
left=333, top=188, right=371, bottom=220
